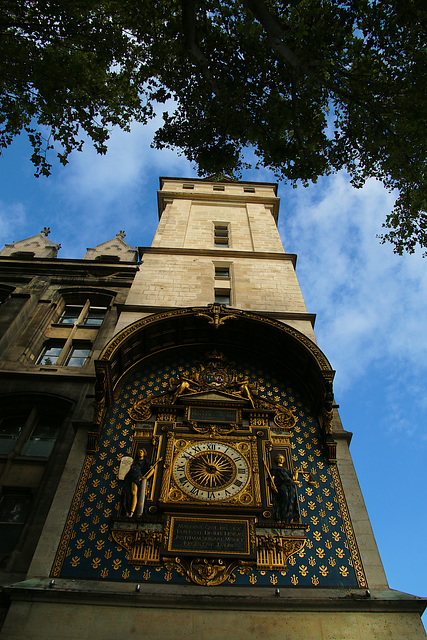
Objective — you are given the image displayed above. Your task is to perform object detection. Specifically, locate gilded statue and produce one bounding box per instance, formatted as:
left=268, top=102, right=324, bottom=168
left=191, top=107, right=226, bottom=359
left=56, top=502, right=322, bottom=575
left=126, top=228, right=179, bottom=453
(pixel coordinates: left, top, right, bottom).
left=121, top=449, right=156, bottom=518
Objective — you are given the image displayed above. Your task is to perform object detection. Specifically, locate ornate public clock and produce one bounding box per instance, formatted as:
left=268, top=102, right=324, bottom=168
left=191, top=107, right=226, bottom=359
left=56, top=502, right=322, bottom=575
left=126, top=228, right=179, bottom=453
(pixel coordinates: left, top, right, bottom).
left=173, top=441, right=250, bottom=502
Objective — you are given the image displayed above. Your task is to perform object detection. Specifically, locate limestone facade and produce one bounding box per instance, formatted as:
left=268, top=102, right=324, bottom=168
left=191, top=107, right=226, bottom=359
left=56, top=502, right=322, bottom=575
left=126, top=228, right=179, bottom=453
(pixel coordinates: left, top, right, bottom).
left=116, top=178, right=315, bottom=341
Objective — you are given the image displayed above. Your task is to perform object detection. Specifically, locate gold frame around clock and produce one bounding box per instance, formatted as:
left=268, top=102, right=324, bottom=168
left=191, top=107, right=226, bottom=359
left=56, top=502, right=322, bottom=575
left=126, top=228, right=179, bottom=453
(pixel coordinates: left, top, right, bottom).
left=159, top=433, right=262, bottom=508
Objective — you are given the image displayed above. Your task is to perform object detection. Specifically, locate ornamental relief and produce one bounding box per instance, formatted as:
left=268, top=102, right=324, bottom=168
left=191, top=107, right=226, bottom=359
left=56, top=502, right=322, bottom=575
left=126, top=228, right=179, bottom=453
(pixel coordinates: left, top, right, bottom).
left=127, top=350, right=298, bottom=432
left=54, top=348, right=365, bottom=590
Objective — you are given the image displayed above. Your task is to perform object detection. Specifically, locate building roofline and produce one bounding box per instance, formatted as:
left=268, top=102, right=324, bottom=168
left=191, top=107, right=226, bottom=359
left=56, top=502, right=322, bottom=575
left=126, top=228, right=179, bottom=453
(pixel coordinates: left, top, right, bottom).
left=158, top=176, right=278, bottom=196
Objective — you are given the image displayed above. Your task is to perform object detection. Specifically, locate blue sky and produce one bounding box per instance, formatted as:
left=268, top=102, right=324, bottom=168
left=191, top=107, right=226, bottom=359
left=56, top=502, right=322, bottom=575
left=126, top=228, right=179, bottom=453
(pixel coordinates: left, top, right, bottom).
left=1, top=120, right=426, bottom=622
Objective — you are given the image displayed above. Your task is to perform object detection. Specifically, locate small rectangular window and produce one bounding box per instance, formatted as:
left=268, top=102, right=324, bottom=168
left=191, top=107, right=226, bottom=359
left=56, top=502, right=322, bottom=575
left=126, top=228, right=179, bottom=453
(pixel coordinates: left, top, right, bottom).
left=0, top=416, right=26, bottom=455
left=0, top=492, right=32, bottom=556
left=60, top=306, right=83, bottom=325
left=84, top=307, right=106, bottom=326
left=215, top=291, right=230, bottom=306
left=37, top=343, right=63, bottom=366
left=244, top=186, right=255, bottom=193
left=182, top=183, right=194, bottom=189
left=215, top=267, right=230, bottom=279
left=66, top=345, right=91, bottom=367
left=214, top=224, right=229, bottom=247
left=20, top=417, right=60, bottom=458
left=213, top=185, right=225, bottom=191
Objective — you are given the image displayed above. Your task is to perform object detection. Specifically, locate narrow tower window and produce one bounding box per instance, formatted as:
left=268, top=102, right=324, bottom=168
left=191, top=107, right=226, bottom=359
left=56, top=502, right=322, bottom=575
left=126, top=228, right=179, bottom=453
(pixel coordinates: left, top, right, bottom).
left=215, top=290, right=230, bottom=305
left=215, top=266, right=230, bottom=279
left=214, top=224, right=229, bottom=247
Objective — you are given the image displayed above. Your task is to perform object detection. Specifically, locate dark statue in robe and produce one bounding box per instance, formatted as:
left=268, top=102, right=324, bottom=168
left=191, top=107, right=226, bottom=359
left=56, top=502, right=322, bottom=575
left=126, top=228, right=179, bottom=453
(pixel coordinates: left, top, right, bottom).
left=271, top=455, right=299, bottom=524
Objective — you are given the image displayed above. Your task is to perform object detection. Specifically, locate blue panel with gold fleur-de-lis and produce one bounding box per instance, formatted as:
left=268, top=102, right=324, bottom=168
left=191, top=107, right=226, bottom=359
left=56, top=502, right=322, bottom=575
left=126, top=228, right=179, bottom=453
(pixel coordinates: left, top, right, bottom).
left=54, top=348, right=362, bottom=588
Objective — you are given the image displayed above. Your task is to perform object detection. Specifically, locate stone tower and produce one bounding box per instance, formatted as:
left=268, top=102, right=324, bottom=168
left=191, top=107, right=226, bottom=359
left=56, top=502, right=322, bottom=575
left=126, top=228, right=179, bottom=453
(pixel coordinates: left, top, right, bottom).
left=1, top=177, right=425, bottom=640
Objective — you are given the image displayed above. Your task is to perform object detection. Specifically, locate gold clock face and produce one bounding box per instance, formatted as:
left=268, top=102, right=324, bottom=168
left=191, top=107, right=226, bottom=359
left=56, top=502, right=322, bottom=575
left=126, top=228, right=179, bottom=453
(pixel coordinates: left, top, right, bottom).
left=173, top=441, right=250, bottom=501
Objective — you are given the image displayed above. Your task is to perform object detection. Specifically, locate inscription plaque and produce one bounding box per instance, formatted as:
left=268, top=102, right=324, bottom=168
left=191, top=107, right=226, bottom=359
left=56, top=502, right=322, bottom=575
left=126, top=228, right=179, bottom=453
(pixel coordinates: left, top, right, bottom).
left=164, top=516, right=255, bottom=558
left=188, top=407, right=239, bottom=423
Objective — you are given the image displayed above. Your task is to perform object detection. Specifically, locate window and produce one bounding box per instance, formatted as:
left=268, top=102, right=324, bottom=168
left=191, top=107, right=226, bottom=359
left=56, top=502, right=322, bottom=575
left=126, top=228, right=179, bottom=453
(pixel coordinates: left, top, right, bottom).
left=37, top=343, right=63, bottom=365
left=213, top=185, right=225, bottom=191
left=215, top=291, right=230, bottom=305
left=0, top=395, right=71, bottom=460
left=84, top=307, right=107, bottom=326
left=66, top=345, right=91, bottom=367
left=20, top=416, right=60, bottom=457
left=95, top=254, right=120, bottom=263
left=215, top=266, right=230, bottom=279
left=182, top=183, right=194, bottom=189
left=11, top=251, right=35, bottom=258
left=0, top=416, right=26, bottom=455
left=244, top=186, right=255, bottom=193
left=60, top=305, right=82, bottom=324
left=0, top=492, right=32, bottom=556
left=59, top=305, right=106, bottom=326
left=0, top=284, right=15, bottom=304
left=214, top=224, right=229, bottom=247
left=37, top=341, right=91, bottom=367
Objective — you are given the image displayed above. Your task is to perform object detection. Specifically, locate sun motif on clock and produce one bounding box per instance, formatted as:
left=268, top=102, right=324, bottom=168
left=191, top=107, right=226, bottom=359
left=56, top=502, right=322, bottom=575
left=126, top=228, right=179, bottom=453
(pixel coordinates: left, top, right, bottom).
left=173, top=441, right=250, bottom=501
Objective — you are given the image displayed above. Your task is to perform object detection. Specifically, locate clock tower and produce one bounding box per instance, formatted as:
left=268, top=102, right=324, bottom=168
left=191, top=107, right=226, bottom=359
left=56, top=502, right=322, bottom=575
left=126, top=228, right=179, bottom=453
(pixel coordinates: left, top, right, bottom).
left=4, top=177, right=425, bottom=639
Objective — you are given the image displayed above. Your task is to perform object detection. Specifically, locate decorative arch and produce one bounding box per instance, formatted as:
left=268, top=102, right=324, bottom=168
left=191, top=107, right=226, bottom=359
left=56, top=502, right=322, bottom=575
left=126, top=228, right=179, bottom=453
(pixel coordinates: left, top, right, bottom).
left=94, top=306, right=335, bottom=439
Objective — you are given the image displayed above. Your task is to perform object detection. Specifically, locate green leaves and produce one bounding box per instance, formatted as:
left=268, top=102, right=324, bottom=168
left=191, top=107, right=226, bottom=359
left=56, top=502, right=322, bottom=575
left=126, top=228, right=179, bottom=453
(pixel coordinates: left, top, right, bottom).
left=1, top=0, right=426, bottom=252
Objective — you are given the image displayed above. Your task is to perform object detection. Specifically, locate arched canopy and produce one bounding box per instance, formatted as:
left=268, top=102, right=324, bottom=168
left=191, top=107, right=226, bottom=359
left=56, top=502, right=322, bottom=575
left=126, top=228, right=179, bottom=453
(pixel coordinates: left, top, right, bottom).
left=96, top=307, right=334, bottom=416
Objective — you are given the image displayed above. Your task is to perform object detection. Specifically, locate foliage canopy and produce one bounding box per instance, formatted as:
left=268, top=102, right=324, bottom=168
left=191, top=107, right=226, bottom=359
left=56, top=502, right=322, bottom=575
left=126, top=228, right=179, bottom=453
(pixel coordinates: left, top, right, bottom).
left=1, top=0, right=426, bottom=253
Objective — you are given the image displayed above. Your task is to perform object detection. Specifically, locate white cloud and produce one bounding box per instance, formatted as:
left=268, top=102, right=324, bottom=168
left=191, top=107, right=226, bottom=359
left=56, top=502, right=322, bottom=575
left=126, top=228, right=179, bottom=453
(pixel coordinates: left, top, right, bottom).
left=56, top=105, right=192, bottom=204
left=280, top=172, right=427, bottom=397
left=42, top=107, right=194, bottom=258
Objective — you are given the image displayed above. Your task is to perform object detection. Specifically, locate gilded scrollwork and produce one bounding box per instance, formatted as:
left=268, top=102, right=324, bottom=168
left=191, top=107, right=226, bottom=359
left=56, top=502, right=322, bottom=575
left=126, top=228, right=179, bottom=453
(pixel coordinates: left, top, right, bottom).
left=185, top=420, right=237, bottom=436
left=195, top=304, right=238, bottom=330
left=274, top=404, right=297, bottom=430
left=256, top=535, right=306, bottom=572
left=111, top=529, right=162, bottom=565
left=164, top=557, right=252, bottom=586
left=128, top=394, right=153, bottom=421
left=110, top=530, right=136, bottom=556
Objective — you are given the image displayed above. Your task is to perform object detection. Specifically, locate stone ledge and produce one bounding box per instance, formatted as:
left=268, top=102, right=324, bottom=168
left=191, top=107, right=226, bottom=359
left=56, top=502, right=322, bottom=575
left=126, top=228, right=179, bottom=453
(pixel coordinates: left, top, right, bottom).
left=4, top=579, right=426, bottom=615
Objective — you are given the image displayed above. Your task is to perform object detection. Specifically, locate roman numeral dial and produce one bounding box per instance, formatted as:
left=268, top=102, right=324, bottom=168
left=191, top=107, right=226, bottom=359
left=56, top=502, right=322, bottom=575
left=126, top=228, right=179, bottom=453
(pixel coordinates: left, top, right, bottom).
left=173, top=441, right=250, bottom=501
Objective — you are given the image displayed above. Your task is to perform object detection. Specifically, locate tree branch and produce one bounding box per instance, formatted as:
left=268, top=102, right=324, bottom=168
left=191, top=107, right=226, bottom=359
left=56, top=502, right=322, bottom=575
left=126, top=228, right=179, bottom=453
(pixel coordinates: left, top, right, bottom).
left=181, top=0, right=220, bottom=95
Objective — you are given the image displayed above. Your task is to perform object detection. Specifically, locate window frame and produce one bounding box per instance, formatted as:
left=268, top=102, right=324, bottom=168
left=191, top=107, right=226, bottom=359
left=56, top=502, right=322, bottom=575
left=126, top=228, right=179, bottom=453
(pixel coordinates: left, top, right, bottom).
left=215, top=266, right=230, bottom=279
left=37, top=340, right=92, bottom=368
left=65, top=343, right=91, bottom=367
left=214, top=224, right=229, bottom=247
left=59, top=303, right=107, bottom=327
left=214, top=289, right=231, bottom=306
left=0, top=490, right=33, bottom=558
left=20, top=416, right=61, bottom=458
left=0, top=415, right=27, bottom=455
left=59, top=305, right=83, bottom=325
left=36, top=342, right=63, bottom=366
